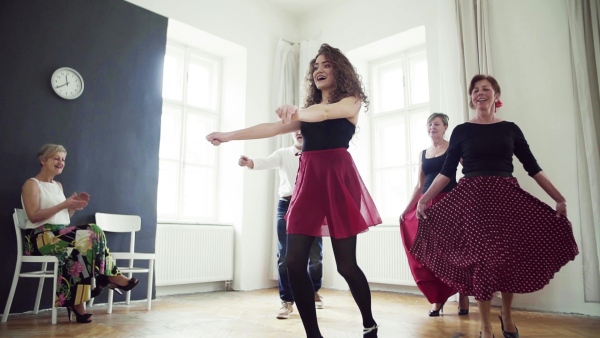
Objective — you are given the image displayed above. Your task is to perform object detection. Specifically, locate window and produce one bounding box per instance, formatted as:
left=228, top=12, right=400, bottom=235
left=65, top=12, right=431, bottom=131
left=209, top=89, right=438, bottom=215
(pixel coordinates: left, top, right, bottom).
left=370, top=49, right=430, bottom=223
left=158, top=41, right=221, bottom=222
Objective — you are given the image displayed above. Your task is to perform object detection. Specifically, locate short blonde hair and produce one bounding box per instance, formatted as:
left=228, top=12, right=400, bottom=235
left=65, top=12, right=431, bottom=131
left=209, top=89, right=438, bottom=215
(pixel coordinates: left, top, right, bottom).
left=38, top=144, right=67, bottom=165
left=427, top=112, right=449, bottom=127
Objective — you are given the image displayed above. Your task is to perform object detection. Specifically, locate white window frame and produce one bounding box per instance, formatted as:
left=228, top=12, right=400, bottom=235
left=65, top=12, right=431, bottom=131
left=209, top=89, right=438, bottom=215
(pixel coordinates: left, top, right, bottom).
left=157, top=40, right=222, bottom=223
left=369, top=47, right=430, bottom=224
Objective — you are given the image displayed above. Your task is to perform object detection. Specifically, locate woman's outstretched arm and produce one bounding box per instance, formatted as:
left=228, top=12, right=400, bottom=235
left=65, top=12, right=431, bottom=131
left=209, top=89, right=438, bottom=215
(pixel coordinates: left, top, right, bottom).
left=206, top=120, right=301, bottom=146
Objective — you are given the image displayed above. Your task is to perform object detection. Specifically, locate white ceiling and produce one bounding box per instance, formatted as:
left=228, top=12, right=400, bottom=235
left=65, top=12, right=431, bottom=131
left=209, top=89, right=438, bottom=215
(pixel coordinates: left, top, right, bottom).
left=263, top=0, right=355, bottom=17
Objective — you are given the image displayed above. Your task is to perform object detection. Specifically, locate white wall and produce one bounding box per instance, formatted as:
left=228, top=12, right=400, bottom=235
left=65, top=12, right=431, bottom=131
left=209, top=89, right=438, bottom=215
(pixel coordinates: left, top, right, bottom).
left=487, top=0, right=598, bottom=316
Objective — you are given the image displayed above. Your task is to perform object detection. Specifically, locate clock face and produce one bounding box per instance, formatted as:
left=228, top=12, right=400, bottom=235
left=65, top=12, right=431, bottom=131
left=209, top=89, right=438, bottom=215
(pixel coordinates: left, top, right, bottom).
left=51, top=67, right=84, bottom=99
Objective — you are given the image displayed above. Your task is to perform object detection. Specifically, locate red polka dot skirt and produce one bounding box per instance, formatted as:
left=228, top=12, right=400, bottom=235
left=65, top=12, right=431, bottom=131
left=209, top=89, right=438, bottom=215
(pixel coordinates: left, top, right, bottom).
left=410, top=176, right=579, bottom=301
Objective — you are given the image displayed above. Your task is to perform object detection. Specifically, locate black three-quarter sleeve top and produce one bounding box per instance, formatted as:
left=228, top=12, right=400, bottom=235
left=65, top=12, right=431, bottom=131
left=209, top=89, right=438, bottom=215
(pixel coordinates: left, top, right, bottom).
left=301, top=119, right=356, bottom=151
left=439, top=121, right=542, bottom=178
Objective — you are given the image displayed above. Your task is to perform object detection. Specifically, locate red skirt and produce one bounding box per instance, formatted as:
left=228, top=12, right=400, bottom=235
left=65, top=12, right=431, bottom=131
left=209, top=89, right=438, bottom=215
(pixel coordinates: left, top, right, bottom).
left=400, top=193, right=457, bottom=304
left=410, top=176, right=578, bottom=301
left=286, top=148, right=381, bottom=239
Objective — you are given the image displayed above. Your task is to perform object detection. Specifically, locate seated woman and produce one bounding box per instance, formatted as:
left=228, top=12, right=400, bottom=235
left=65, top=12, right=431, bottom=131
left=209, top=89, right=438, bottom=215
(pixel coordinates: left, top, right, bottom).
left=21, top=144, right=139, bottom=323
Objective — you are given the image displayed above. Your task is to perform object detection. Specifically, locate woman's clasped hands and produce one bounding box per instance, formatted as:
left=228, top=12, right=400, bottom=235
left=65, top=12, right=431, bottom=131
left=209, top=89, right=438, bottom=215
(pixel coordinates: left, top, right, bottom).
left=66, top=192, right=90, bottom=210
left=276, top=105, right=298, bottom=124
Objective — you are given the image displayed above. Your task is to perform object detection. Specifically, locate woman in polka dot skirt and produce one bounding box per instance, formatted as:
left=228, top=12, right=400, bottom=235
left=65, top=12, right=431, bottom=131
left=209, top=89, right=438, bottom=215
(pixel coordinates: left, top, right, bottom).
left=411, top=74, right=578, bottom=338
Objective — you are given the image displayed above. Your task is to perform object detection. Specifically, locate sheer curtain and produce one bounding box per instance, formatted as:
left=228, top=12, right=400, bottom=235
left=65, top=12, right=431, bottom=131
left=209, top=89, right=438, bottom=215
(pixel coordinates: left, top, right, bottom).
left=437, top=0, right=467, bottom=126
left=271, top=39, right=299, bottom=149
left=567, top=0, right=600, bottom=303
left=454, top=0, right=493, bottom=121
left=298, top=39, right=319, bottom=109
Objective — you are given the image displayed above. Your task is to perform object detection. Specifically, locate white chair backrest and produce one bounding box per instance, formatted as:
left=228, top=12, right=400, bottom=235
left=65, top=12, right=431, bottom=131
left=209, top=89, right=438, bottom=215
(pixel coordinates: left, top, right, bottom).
left=95, top=212, right=141, bottom=255
left=13, top=208, right=26, bottom=256
left=95, top=213, right=141, bottom=233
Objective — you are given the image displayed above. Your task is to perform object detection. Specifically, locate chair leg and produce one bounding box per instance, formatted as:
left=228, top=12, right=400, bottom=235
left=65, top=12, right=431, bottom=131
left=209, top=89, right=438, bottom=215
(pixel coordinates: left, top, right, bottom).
left=1, top=261, right=22, bottom=323
left=51, top=262, right=58, bottom=324
left=147, top=260, right=154, bottom=310
left=33, top=262, right=48, bottom=314
left=107, top=288, right=114, bottom=314
left=126, top=272, right=132, bottom=305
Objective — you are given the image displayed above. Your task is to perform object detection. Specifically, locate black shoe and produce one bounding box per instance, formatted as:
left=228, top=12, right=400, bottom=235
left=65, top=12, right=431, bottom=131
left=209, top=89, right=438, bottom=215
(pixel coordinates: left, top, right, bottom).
left=363, top=324, right=378, bottom=337
left=109, top=277, right=139, bottom=293
left=458, top=308, right=469, bottom=315
left=499, top=315, right=519, bottom=338
left=428, top=301, right=445, bottom=317
left=67, top=306, right=92, bottom=323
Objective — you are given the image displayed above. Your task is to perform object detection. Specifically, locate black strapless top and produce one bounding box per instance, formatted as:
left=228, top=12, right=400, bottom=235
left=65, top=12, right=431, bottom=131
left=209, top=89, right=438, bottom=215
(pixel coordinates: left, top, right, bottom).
left=301, top=118, right=356, bottom=151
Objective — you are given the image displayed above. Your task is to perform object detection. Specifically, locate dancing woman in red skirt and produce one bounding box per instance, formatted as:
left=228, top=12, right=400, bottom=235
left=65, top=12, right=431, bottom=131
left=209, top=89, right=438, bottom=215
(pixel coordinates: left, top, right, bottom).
left=399, top=113, right=469, bottom=317
left=413, top=75, right=578, bottom=338
left=207, top=44, right=382, bottom=338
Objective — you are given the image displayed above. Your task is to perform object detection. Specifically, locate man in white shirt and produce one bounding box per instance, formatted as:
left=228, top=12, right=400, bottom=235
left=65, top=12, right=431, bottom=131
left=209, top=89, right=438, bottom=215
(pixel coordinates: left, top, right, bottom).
left=238, top=131, right=323, bottom=319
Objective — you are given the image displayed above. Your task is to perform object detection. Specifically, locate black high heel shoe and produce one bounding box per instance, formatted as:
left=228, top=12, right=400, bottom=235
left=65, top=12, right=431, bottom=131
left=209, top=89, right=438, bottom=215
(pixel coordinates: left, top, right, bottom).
left=363, top=324, right=378, bottom=337
left=499, top=315, right=519, bottom=338
left=109, top=277, right=139, bottom=293
left=67, top=306, right=92, bottom=323
left=428, top=301, right=445, bottom=317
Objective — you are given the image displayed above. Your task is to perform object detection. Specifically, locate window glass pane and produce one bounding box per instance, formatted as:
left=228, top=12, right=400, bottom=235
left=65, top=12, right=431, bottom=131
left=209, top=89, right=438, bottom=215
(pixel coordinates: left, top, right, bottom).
left=162, top=46, right=184, bottom=101
left=410, top=164, right=420, bottom=192
left=374, top=117, right=406, bottom=168
left=159, top=105, right=182, bottom=160
left=409, top=111, right=431, bottom=164
left=157, top=160, right=179, bottom=216
left=181, top=165, right=214, bottom=219
left=187, top=55, right=216, bottom=109
left=379, top=64, right=404, bottom=112
left=410, top=54, right=429, bottom=105
left=185, top=111, right=216, bottom=165
left=375, top=167, right=407, bottom=221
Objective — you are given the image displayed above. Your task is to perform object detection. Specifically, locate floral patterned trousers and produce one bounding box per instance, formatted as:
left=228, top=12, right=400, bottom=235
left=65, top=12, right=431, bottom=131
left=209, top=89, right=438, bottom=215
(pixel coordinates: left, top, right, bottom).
left=24, top=223, right=121, bottom=306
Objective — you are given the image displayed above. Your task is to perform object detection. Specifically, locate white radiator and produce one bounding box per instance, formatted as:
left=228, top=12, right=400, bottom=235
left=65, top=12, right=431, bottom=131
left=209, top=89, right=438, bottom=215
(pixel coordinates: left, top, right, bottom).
left=155, top=224, right=234, bottom=286
left=357, top=226, right=416, bottom=286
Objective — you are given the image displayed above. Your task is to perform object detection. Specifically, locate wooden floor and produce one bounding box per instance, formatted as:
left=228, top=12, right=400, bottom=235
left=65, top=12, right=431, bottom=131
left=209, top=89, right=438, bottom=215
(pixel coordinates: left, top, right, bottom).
left=1, top=288, right=599, bottom=337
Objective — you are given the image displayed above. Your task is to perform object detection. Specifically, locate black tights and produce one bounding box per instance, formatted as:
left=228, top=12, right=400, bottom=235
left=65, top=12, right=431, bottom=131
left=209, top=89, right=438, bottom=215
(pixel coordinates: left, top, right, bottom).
left=286, top=234, right=377, bottom=338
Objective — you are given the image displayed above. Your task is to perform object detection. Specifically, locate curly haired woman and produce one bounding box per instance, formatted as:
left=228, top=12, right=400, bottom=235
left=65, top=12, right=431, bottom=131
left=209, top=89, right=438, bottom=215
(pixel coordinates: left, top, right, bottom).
left=207, top=44, right=381, bottom=338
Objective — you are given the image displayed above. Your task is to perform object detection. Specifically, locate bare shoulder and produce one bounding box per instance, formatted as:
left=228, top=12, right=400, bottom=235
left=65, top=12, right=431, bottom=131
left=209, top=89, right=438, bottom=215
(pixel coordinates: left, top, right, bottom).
left=22, top=179, right=40, bottom=197
left=22, top=178, right=37, bottom=189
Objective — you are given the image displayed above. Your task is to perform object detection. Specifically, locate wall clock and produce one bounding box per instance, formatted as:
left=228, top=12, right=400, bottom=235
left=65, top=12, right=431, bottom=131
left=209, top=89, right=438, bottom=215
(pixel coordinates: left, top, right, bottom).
left=50, top=67, right=84, bottom=99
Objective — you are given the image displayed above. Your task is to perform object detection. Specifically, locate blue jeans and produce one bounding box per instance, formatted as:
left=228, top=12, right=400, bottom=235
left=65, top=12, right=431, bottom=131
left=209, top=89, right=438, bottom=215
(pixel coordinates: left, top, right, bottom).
left=277, top=198, right=323, bottom=303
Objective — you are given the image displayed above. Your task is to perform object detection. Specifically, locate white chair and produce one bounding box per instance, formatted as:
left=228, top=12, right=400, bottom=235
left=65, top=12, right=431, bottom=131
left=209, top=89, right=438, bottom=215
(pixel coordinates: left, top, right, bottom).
left=2, top=208, right=59, bottom=324
left=88, top=212, right=155, bottom=313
